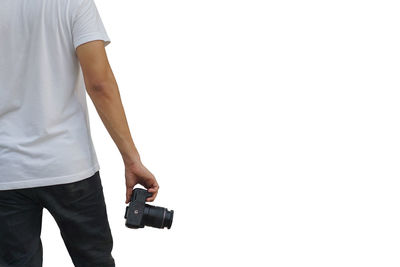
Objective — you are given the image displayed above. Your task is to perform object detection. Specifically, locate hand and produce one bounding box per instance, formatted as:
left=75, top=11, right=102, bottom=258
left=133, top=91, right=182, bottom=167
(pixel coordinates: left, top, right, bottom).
left=124, top=161, right=159, bottom=204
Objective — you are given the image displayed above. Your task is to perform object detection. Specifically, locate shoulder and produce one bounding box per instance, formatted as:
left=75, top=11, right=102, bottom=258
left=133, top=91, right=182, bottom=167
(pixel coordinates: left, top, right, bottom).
left=66, top=0, right=86, bottom=21
left=69, top=0, right=97, bottom=16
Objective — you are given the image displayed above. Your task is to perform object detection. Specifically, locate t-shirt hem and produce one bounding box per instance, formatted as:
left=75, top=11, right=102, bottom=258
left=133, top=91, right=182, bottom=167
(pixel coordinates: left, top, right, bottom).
left=0, top=163, right=100, bottom=191
left=74, top=33, right=111, bottom=50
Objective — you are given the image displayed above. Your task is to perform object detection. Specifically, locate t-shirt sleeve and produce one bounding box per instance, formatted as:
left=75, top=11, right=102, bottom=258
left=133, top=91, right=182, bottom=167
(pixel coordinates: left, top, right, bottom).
left=71, top=0, right=111, bottom=50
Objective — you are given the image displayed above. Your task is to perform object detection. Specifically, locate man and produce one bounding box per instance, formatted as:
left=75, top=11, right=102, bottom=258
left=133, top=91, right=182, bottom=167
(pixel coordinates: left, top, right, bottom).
left=0, top=0, right=159, bottom=266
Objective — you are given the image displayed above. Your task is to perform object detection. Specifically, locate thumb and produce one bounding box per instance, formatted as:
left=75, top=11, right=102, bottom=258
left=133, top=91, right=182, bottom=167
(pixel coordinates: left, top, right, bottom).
left=126, top=187, right=133, bottom=204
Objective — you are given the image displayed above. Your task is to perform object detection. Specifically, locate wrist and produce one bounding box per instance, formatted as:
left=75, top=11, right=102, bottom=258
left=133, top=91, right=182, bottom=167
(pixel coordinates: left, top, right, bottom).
left=122, top=154, right=141, bottom=167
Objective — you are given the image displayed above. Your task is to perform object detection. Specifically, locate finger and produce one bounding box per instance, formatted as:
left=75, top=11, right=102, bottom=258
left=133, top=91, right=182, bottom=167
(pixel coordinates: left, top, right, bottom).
left=148, top=183, right=159, bottom=192
left=146, top=192, right=155, bottom=202
left=147, top=185, right=159, bottom=201
left=143, top=176, right=158, bottom=188
left=126, top=188, right=132, bottom=204
left=148, top=187, right=157, bottom=193
left=146, top=191, right=158, bottom=202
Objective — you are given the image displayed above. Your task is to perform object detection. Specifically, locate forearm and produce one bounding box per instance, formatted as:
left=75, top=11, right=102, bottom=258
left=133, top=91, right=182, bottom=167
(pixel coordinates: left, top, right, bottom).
left=86, top=80, right=140, bottom=166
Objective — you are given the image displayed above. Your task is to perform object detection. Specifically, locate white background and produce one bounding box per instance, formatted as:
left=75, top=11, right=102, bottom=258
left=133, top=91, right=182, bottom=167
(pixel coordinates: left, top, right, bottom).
left=42, top=0, right=400, bottom=266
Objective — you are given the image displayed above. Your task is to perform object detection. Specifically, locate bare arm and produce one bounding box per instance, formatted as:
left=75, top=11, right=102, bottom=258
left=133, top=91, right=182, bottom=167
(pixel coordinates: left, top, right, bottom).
left=76, top=40, right=159, bottom=203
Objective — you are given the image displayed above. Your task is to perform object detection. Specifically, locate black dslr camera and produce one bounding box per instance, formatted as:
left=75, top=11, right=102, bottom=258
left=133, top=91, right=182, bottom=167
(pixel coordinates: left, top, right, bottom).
left=124, top=188, right=174, bottom=229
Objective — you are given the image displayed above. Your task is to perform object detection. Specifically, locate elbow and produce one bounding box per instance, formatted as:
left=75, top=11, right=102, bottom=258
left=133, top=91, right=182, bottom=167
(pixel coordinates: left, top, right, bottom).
left=93, top=80, right=111, bottom=91
left=88, top=79, right=115, bottom=93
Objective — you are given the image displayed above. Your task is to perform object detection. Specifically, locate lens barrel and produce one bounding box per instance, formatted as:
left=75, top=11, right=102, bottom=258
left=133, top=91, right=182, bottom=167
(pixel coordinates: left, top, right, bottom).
left=143, top=204, right=174, bottom=229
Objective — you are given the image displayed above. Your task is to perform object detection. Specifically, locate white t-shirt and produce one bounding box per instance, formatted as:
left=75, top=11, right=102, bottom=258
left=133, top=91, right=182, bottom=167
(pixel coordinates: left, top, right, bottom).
left=0, top=0, right=111, bottom=190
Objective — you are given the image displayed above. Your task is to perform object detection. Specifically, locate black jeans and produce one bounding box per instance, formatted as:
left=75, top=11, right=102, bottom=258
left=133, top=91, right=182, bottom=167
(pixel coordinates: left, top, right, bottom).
left=0, top=171, right=115, bottom=267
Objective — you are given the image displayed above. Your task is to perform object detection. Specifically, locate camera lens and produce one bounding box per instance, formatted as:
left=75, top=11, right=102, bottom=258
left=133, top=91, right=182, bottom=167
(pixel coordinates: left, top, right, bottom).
left=143, top=204, right=174, bottom=229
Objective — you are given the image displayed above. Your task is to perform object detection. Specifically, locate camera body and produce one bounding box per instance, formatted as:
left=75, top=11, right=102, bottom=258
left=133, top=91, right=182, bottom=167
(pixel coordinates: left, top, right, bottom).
left=124, top=188, right=174, bottom=229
